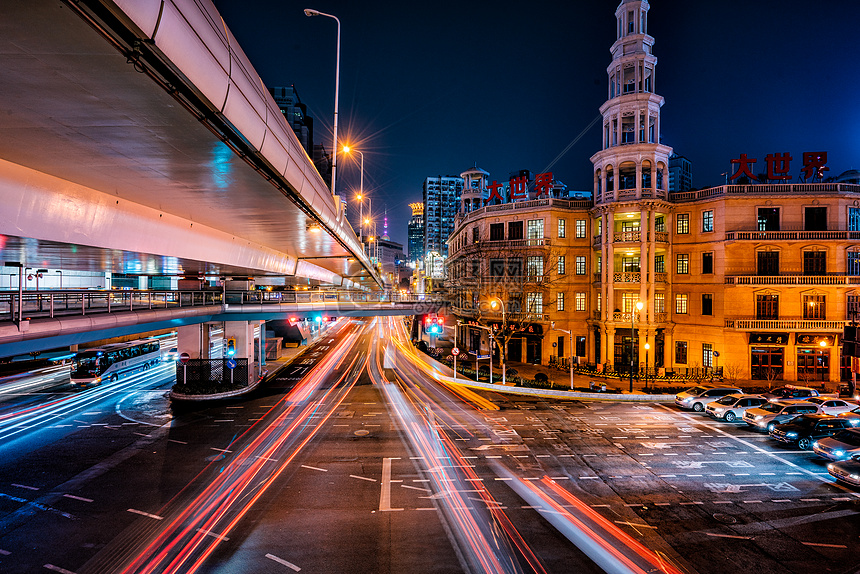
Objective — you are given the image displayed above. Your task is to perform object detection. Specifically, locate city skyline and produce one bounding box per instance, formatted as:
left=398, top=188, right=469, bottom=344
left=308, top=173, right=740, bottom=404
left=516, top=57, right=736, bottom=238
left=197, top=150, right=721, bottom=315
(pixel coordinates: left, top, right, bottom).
left=212, top=1, right=859, bottom=247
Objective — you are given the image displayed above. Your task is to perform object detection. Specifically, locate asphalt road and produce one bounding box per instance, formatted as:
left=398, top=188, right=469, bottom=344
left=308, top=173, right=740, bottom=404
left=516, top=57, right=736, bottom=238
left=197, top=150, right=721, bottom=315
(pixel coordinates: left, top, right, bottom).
left=0, top=318, right=857, bottom=574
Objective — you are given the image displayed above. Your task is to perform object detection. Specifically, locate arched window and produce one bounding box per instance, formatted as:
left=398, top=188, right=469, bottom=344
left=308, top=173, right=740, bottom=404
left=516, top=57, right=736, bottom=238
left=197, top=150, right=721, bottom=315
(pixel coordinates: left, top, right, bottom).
left=641, top=160, right=652, bottom=190
left=606, top=165, right=614, bottom=192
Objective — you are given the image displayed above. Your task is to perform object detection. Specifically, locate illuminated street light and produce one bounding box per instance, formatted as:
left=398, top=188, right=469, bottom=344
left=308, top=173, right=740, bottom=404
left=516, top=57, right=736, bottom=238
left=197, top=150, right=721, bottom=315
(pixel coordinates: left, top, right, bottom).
left=304, top=8, right=340, bottom=198
left=489, top=297, right=506, bottom=385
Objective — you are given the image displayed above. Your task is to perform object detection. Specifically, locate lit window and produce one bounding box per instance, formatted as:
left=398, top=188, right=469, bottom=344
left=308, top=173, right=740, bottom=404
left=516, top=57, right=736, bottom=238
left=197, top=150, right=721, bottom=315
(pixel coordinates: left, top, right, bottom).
left=575, top=292, right=586, bottom=312
left=702, top=210, right=713, bottom=232
left=575, top=219, right=587, bottom=238
left=575, top=256, right=587, bottom=275
left=527, top=219, right=544, bottom=239
left=558, top=256, right=566, bottom=275
left=676, top=214, right=689, bottom=234
left=558, top=219, right=566, bottom=238
left=526, top=293, right=543, bottom=314
left=676, top=254, right=689, bottom=274
left=557, top=292, right=565, bottom=311
left=675, top=294, right=688, bottom=314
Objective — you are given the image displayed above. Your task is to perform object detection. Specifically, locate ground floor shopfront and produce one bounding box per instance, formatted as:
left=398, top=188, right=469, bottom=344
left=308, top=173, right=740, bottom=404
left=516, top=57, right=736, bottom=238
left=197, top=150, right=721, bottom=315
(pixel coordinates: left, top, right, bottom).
left=455, top=320, right=848, bottom=384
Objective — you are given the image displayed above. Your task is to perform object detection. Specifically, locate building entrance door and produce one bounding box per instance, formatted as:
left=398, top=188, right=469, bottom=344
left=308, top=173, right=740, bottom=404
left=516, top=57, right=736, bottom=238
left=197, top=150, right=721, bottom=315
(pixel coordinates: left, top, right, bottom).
left=507, top=338, right=522, bottom=362
left=751, top=347, right=784, bottom=380
left=526, top=337, right=541, bottom=364
left=796, top=348, right=829, bottom=382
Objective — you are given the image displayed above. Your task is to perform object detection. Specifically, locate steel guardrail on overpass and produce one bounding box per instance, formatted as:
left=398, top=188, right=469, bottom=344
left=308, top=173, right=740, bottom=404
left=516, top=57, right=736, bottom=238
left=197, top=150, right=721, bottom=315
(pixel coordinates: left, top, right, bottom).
left=0, top=289, right=443, bottom=323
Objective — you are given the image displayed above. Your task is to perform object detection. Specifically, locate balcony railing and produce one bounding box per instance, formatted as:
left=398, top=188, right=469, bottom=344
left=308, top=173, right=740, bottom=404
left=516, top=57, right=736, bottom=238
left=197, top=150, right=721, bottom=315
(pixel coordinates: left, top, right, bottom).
left=613, top=272, right=641, bottom=283
left=457, top=197, right=593, bottom=226
left=725, top=318, right=845, bottom=331
left=614, top=231, right=641, bottom=242
left=670, top=182, right=860, bottom=203
left=725, top=274, right=860, bottom=286
left=727, top=230, right=860, bottom=241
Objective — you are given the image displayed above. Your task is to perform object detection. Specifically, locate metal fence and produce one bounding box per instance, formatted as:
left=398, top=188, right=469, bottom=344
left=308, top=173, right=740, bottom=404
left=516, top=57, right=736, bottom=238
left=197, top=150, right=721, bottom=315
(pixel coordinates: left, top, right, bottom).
left=175, top=358, right=249, bottom=388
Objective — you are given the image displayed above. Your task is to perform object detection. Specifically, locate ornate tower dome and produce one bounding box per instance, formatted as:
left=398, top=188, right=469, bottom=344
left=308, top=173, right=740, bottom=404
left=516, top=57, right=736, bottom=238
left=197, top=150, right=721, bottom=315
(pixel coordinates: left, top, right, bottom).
left=590, top=0, right=672, bottom=205
left=459, top=165, right=489, bottom=214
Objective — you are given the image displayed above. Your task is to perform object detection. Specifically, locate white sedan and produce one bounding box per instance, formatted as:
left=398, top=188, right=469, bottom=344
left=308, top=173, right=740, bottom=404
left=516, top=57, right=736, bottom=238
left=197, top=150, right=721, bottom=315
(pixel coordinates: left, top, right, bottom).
left=807, top=397, right=856, bottom=415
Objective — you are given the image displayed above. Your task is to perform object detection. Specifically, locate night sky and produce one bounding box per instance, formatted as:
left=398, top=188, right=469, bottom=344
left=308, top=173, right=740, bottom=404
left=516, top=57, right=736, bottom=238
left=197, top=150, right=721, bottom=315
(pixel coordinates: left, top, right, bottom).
left=212, top=1, right=859, bottom=247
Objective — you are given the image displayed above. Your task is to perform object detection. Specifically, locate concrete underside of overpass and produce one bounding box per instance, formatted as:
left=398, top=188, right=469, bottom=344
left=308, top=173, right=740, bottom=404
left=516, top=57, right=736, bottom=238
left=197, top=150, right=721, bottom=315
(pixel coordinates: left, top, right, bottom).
left=0, top=302, right=441, bottom=357
left=0, top=0, right=380, bottom=288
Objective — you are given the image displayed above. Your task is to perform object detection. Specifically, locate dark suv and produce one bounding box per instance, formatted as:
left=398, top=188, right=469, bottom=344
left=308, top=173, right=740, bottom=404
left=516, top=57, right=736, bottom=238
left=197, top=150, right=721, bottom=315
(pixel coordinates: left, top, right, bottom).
left=761, top=385, right=820, bottom=402
left=769, top=414, right=853, bottom=450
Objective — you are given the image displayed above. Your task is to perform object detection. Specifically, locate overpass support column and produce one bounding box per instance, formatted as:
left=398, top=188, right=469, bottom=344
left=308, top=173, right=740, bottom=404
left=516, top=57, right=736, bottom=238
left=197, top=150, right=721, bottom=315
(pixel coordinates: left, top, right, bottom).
left=178, top=323, right=211, bottom=359
left=225, top=321, right=259, bottom=382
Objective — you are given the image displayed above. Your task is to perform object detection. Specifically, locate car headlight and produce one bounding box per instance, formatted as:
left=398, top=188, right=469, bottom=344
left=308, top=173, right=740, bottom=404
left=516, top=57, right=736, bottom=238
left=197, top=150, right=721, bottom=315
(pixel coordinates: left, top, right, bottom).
left=786, top=432, right=798, bottom=438
left=834, top=450, right=845, bottom=457
left=755, top=415, right=763, bottom=420
left=851, top=474, right=860, bottom=480
left=850, top=420, right=859, bottom=426
left=827, top=463, right=834, bottom=471
left=812, top=441, right=819, bottom=449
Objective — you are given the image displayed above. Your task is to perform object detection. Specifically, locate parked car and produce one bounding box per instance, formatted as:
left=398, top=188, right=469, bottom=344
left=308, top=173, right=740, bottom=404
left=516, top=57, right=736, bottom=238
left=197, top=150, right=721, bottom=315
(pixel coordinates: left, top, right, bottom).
left=827, top=454, right=860, bottom=487
left=837, top=406, right=860, bottom=427
left=813, top=428, right=860, bottom=461
left=769, top=414, right=853, bottom=449
left=705, top=394, right=768, bottom=422
left=743, top=400, right=819, bottom=432
left=805, top=397, right=856, bottom=415
left=761, top=385, right=820, bottom=402
left=675, top=385, right=744, bottom=412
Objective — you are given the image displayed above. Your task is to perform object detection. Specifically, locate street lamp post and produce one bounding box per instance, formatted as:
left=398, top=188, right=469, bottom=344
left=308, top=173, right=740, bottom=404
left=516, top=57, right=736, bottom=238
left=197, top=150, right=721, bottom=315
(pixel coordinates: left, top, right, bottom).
left=630, top=300, right=644, bottom=392
left=304, top=8, right=340, bottom=197
left=490, top=298, right=507, bottom=385
left=644, top=342, right=650, bottom=391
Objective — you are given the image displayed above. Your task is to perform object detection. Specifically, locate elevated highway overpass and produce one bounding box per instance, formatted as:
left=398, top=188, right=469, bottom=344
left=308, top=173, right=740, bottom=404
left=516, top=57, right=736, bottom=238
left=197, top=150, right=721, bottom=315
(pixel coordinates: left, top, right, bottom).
left=0, top=0, right=382, bottom=294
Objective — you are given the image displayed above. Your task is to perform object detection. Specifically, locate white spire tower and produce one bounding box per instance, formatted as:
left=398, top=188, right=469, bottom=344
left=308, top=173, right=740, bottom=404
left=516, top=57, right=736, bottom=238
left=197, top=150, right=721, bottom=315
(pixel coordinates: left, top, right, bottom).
left=590, top=0, right=674, bottom=377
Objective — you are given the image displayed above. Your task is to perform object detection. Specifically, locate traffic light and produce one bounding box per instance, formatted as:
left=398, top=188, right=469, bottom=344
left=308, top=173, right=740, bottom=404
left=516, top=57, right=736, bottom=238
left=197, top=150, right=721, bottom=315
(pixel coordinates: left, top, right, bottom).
left=226, top=337, right=236, bottom=357
left=428, top=316, right=443, bottom=335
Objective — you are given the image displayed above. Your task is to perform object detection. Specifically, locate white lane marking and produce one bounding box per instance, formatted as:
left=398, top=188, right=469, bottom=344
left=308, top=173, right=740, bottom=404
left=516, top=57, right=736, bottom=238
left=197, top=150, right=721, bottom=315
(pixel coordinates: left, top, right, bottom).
left=401, top=484, right=431, bottom=492
left=213, top=420, right=233, bottom=423
left=0, top=549, right=10, bottom=555
left=266, top=553, right=301, bottom=571
left=63, top=494, right=93, bottom=503
left=801, top=498, right=821, bottom=502
left=579, top=476, right=600, bottom=480
left=196, top=528, right=229, bottom=541
left=44, top=565, right=76, bottom=574
left=380, top=458, right=403, bottom=512
left=168, top=439, right=187, bottom=444
left=713, top=501, right=733, bottom=504
left=301, top=465, right=327, bottom=472
left=11, top=484, right=39, bottom=491
left=706, top=533, right=752, bottom=540
left=127, top=508, right=163, bottom=520
left=210, top=448, right=232, bottom=453
left=350, top=475, right=377, bottom=482
left=743, top=500, right=763, bottom=504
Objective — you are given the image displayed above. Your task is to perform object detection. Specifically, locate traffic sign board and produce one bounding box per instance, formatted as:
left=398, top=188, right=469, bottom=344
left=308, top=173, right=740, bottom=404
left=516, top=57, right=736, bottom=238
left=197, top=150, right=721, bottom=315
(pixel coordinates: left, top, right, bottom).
left=476, top=354, right=490, bottom=360
left=451, top=348, right=460, bottom=356
left=226, top=358, right=237, bottom=370
left=179, top=352, right=190, bottom=365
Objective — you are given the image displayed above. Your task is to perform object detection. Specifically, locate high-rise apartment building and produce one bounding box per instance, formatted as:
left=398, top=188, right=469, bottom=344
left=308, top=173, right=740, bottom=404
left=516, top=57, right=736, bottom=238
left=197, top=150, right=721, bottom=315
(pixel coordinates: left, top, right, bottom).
left=408, top=203, right=425, bottom=262
left=423, top=176, right=463, bottom=257
left=269, top=86, right=313, bottom=155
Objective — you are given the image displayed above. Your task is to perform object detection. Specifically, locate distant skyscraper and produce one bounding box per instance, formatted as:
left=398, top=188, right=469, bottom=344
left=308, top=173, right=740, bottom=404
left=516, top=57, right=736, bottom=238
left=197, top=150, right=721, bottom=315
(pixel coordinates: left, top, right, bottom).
left=669, top=153, right=693, bottom=193
left=423, top=175, right=464, bottom=257
left=408, top=202, right=425, bottom=262
left=269, top=86, right=313, bottom=155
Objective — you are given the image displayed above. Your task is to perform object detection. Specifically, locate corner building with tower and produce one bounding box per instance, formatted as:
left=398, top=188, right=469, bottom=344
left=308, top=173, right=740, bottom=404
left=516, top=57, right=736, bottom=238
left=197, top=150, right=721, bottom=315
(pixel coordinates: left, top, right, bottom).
left=447, top=0, right=860, bottom=385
